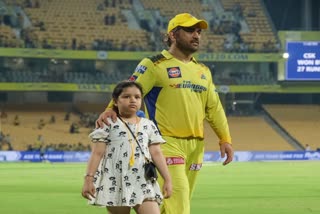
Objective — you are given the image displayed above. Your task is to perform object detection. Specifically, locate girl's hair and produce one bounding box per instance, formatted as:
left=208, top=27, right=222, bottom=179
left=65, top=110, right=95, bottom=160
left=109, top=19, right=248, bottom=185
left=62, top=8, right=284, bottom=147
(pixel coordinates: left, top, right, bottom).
left=112, top=81, right=143, bottom=113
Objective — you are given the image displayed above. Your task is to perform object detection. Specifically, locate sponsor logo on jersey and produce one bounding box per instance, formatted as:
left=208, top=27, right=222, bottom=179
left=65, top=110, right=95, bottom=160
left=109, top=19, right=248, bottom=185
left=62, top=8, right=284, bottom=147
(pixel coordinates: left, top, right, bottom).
left=167, top=67, right=182, bottom=78
left=169, top=80, right=207, bottom=93
left=128, top=75, right=138, bottom=82
left=200, top=74, right=206, bottom=80
left=135, top=65, right=147, bottom=74
left=189, top=163, right=202, bottom=171
left=166, top=157, right=185, bottom=165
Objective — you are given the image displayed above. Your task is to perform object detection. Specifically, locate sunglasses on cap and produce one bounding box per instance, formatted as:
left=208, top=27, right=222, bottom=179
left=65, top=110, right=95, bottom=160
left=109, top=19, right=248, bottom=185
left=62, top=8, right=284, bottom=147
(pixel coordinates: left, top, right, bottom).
left=174, top=26, right=202, bottom=34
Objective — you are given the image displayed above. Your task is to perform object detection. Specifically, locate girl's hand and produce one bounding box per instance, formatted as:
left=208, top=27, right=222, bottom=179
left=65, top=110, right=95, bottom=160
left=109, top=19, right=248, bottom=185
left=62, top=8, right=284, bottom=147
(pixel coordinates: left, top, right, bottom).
left=81, top=177, right=96, bottom=200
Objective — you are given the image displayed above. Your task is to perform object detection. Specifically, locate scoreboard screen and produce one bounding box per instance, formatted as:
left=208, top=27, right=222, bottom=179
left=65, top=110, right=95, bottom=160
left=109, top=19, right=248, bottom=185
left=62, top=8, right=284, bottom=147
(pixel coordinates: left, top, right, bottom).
left=285, top=41, right=320, bottom=81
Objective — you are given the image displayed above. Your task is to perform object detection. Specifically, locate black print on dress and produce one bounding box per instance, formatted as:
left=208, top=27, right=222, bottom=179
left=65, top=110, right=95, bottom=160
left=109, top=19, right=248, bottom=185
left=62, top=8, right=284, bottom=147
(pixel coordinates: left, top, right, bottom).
left=141, top=183, right=147, bottom=188
left=109, top=187, right=116, bottom=193
left=118, top=131, right=126, bottom=137
left=107, top=153, right=112, bottom=159
left=137, top=131, right=144, bottom=136
left=126, top=182, right=131, bottom=187
left=124, top=176, right=129, bottom=181
left=122, top=198, right=126, bottom=203
left=155, top=194, right=161, bottom=199
left=154, top=130, right=159, bottom=135
left=96, top=185, right=104, bottom=192
left=107, top=201, right=114, bottom=206
left=103, top=167, right=109, bottom=173
left=151, top=124, right=156, bottom=130
left=131, top=192, right=137, bottom=198
left=113, top=125, right=120, bottom=129
left=132, top=168, right=138, bottom=174
left=129, top=199, right=135, bottom=205
left=111, top=147, right=115, bottom=152
left=143, top=125, right=148, bottom=130
left=146, top=189, right=151, bottom=194
left=123, top=152, right=128, bottom=157
left=104, top=127, right=110, bottom=132
left=134, top=153, right=140, bottom=159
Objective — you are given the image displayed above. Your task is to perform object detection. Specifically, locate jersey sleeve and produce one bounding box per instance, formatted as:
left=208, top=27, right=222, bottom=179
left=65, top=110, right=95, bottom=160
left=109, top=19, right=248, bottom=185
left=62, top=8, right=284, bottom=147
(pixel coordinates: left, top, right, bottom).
left=131, top=58, right=157, bottom=95
left=205, top=74, right=232, bottom=145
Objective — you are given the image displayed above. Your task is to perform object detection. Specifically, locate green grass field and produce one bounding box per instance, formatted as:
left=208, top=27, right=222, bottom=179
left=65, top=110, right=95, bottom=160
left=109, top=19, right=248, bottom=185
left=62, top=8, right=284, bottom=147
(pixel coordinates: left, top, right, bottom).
left=0, top=161, right=319, bottom=214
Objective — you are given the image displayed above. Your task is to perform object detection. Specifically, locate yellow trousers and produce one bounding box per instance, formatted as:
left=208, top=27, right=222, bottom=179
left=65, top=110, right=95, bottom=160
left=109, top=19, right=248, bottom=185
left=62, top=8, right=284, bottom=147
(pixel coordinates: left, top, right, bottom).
left=158, top=136, right=205, bottom=214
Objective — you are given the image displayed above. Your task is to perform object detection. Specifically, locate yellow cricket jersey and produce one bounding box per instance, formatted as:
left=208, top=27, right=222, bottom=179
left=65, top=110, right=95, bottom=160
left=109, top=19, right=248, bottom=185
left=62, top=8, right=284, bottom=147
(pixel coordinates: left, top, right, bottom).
left=109, top=50, right=231, bottom=144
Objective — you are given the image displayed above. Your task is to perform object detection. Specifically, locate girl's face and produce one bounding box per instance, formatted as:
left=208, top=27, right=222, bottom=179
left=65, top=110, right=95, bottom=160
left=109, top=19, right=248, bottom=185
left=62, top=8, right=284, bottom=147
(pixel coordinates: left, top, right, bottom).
left=115, top=86, right=142, bottom=116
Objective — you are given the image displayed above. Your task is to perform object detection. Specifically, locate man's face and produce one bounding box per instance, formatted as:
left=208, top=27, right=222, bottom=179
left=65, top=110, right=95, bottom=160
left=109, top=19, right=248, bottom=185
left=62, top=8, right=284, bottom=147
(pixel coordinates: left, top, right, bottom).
left=173, top=25, right=202, bottom=53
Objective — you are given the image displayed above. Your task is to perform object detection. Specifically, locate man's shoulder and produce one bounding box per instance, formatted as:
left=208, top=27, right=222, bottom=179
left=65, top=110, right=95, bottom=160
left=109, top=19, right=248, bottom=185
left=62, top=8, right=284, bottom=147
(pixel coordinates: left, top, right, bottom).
left=194, top=60, right=209, bottom=69
left=146, top=53, right=166, bottom=64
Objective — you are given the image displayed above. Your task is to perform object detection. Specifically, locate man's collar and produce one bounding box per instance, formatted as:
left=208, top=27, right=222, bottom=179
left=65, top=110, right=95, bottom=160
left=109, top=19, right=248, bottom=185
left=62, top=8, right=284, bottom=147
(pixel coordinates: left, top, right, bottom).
left=162, top=50, right=198, bottom=63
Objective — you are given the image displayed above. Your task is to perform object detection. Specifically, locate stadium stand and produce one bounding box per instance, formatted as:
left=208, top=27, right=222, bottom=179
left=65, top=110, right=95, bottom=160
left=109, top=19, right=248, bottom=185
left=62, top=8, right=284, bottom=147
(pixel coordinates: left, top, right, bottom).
left=0, top=103, right=93, bottom=151
left=204, top=116, right=295, bottom=151
left=263, top=104, right=320, bottom=151
left=0, top=0, right=280, bottom=53
left=0, top=25, right=22, bottom=47
left=2, top=0, right=149, bottom=50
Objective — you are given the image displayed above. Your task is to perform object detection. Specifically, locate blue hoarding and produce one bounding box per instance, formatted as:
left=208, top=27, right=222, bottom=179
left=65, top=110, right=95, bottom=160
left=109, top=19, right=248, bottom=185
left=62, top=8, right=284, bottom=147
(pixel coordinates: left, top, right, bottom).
left=0, top=151, right=319, bottom=162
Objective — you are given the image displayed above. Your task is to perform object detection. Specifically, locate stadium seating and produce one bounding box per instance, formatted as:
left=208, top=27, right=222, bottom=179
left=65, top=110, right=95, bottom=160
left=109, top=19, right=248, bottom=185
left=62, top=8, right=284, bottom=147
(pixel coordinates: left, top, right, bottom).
left=0, top=0, right=279, bottom=53
left=263, top=104, right=320, bottom=151
left=204, top=116, right=295, bottom=151
left=0, top=25, right=22, bottom=47
left=0, top=103, right=93, bottom=150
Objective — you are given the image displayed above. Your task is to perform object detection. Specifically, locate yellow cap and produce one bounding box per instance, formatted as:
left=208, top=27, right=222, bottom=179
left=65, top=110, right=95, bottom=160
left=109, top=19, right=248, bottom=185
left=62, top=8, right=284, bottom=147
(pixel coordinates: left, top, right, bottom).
left=167, top=13, right=208, bottom=33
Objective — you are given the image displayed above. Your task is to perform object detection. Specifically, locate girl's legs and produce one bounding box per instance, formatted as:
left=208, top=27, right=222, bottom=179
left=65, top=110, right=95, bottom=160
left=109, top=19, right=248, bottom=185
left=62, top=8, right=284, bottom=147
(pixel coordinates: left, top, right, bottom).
left=133, top=200, right=160, bottom=214
left=107, top=206, right=131, bottom=214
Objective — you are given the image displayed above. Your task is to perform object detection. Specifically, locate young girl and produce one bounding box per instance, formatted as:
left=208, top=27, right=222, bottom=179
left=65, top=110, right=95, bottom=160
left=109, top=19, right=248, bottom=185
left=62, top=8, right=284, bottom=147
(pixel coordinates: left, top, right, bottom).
left=81, top=81, right=172, bottom=214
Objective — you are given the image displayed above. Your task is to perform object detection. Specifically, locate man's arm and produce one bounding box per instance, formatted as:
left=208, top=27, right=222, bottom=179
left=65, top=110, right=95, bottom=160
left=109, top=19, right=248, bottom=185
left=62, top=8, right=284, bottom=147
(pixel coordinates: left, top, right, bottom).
left=205, top=82, right=232, bottom=145
left=205, top=73, right=233, bottom=165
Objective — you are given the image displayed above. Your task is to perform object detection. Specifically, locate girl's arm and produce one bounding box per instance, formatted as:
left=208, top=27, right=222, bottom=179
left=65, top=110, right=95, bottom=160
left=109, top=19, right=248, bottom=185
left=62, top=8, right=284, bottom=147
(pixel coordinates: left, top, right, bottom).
left=81, top=143, right=106, bottom=200
left=149, top=143, right=172, bottom=198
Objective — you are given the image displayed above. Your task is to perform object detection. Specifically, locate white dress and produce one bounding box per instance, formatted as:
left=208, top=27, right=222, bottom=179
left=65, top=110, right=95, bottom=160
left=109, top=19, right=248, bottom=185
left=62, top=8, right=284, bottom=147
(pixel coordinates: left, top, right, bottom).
left=88, top=117, right=165, bottom=207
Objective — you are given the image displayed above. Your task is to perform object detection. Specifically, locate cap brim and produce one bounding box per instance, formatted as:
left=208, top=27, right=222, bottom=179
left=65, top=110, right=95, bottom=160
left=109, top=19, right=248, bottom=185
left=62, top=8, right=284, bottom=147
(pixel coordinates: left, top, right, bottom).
left=180, top=20, right=208, bottom=29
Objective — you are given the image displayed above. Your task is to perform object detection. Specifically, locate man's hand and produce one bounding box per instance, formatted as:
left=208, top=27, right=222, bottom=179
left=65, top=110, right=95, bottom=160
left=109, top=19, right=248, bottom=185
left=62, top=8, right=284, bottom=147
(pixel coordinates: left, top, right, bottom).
left=219, top=142, right=233, bottom=166
left=95, top=108, right=117, bottom=128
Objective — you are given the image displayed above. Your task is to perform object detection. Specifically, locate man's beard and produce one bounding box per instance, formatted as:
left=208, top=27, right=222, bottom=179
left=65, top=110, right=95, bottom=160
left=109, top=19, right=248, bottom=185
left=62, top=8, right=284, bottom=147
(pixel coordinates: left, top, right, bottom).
left=175, top=36, right=199, bottom=54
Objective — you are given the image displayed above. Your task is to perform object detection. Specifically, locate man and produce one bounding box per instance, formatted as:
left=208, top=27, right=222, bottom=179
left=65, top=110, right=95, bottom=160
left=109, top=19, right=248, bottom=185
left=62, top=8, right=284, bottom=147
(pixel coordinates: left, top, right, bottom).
left=96, top=13, right=233, bottom=214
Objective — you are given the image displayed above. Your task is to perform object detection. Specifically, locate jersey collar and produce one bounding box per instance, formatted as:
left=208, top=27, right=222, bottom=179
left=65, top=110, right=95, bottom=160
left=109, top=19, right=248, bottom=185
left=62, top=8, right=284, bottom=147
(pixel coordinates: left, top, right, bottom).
left=162, top=50, right=198, bottom=64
